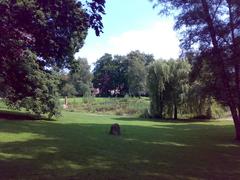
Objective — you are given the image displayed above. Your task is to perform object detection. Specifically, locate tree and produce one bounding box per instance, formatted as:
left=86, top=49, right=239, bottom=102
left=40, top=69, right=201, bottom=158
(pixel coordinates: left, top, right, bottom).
left=0, top=0, right=105, bottom=117
left=147, top=60, right=190, bottom=119
left=187, top=57, right=216, bottom=118
left=112, top=55, right=129, bottom=96
left=61, top=83, right=77, bottom=97
left=127, top=50, right=153, bottom=96
left=164, top=60, right=191, bottom=119
left=93, top=53, right=114, bottom=96
left=152, top=0, right=240, bottom=140
left=70, top=58, right=92, bottom=96
left=147, top=60, right=170, bottom=118
left=3, top=50, right=61, bottom=118
left=127, top=50, right=154, bottom=66
left=128, top=57, right=146, bottom=96
left=92, top=51, right=154, bottom=97
left=93, top=54, right=131, bottom=97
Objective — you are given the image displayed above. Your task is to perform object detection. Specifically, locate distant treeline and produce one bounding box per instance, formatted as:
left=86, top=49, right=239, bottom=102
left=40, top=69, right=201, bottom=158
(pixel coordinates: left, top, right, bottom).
left=59, top=50, right=227, bottom=119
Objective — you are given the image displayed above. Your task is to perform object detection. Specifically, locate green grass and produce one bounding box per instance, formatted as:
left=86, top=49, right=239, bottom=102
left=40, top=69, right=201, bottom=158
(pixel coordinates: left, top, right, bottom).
left=0, top=111, right=239, bottom=179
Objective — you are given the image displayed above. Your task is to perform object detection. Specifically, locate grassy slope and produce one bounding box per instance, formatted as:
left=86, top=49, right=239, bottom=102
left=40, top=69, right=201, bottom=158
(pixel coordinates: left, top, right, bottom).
left=0, top=111, right=239, bottom=179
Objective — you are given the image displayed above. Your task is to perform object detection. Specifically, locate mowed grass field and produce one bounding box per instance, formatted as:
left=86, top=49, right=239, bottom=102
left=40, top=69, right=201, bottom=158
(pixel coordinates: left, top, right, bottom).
left=0, top=110, right=239, bottom=179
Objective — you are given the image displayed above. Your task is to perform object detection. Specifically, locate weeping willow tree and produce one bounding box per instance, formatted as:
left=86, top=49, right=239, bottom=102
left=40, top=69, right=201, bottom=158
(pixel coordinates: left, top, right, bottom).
left=147, top=60, right=169, bottom=118
left=147, top=60, right=190, bottom=119
left=165, top=60, right=191, bottom=119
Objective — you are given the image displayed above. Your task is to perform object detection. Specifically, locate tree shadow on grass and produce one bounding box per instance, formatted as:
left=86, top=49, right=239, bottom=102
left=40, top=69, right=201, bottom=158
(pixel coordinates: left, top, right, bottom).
left=0, top=110, right=46, bottom=121
left=0, top=118, right=239, bottom=179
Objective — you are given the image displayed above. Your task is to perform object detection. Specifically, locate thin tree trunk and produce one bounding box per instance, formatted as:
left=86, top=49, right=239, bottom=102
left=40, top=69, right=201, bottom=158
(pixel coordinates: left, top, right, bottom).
left=64, top=96, right=68, bottom=105
left=206, top=97, right=212, bottom=118
left=230, top=106, right=240, bottom=140
left=174, top=103, right=177, bottom=120
left=160, top=101, right=163, bottom=119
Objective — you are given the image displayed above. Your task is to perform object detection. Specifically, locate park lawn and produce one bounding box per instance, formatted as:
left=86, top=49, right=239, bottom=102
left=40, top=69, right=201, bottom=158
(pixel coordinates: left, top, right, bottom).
left=0, top=111, right=239, bottom=179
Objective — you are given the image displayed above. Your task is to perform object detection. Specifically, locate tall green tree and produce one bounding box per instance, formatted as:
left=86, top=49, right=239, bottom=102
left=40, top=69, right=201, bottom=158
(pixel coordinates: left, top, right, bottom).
left=112, top=55, right=129, bottom=96
left=70, top=58, right=92, bottom=96
left=0, top=0, right=105, bottom=117
left=127, top=50, right=153, bottom=96
left=93, top=54, right=131, bottom=96
left=3, top=50, right=61, bottom=118
left=164, top=60, right=191, bottom=119
left=93, top=54, right=114, bottom=96
left=93, top=51, right=154, bottom=97
left=147, top=60, right=190, bottom=119
left=61, top=83, right=77, bottom=97
left=187, top=57, right=216, bottom=118
left=147, top=60, right=170, bottom=118
left=152, top=0, right=240, bottom=140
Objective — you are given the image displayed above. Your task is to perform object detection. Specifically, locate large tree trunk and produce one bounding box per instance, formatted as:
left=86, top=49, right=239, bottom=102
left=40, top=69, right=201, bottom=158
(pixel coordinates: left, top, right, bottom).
left=201, top=0, right=240, bottom=140
left=230, top=106, right=240, bottom=140
left=234, top=122, right=240, bottom=141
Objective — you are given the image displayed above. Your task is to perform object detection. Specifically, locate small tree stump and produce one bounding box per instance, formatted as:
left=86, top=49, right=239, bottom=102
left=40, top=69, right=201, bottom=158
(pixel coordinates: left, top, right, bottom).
left=109, top=123, right=121, bottom=136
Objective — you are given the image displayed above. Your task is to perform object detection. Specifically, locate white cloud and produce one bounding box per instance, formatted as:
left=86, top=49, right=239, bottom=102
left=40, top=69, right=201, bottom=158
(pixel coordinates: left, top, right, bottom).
left=76, top=21, right=180, bottom=65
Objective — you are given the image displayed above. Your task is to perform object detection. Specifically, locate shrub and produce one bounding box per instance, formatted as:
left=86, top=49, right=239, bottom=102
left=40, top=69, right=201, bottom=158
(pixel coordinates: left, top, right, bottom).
left=82, top=94, right=95, bottom=104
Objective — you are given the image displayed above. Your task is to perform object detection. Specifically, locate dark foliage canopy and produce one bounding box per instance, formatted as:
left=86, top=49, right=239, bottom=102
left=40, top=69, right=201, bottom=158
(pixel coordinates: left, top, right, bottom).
left=0, top=0, right=105, bottom=117
left=92, top=51, right=154, bottom=97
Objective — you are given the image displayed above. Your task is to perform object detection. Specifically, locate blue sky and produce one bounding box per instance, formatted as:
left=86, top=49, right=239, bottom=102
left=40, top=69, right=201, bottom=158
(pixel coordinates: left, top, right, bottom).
left=75, top=0, right=180, bottom=65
